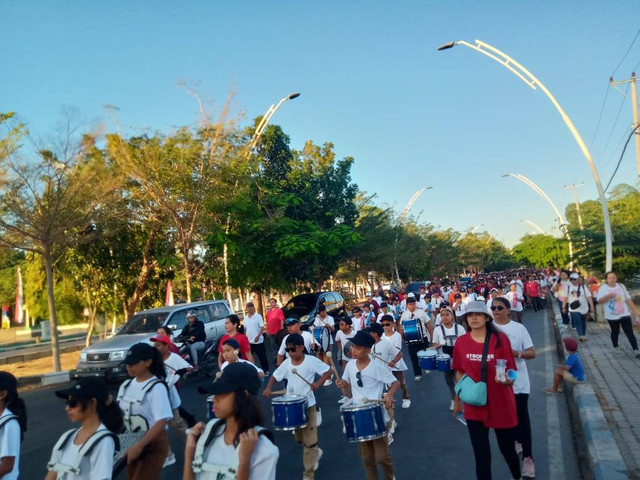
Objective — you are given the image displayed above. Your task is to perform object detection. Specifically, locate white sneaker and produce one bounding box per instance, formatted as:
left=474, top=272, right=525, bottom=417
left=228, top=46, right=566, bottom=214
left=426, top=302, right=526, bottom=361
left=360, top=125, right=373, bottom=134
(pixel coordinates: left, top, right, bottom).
left=338, top=396, right=348, bottom=404
left=402, top=399, right=411, bottom=409
left=521, top=456, right=536, bottom=477
left=163, top=452, right=176, bottom=468
left=323, top=379, right=333, bottom=386
left=613, top=347, right=623, bottom=354
left=414, top=375, right=422, bottom=382
left=390, top=419, right=397, bottom=434
left=314, top=448, right=323, bottom=471
left=449, top=400, right=455, bottom=411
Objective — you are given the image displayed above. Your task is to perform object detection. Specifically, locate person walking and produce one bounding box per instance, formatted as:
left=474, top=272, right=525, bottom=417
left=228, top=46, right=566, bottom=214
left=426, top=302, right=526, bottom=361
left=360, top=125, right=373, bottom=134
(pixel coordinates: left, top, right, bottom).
left=452, top=301, right=521, bottom=480
left=492, top=297, right=536, bottom=478
left=266, top=298, right=285, bottom=362
left=564, top=274, right=594, bottom=342
left=552, top=270, right=571, bottom=326
left=244, top=302, right=269, bottom=375
left=597, top=271, right=640, bottom=357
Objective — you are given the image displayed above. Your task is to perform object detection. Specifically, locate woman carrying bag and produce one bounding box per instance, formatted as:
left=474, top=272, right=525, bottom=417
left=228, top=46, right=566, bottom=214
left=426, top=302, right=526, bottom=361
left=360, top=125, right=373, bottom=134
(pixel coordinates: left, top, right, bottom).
left=452, top=301, right=521, bottom=480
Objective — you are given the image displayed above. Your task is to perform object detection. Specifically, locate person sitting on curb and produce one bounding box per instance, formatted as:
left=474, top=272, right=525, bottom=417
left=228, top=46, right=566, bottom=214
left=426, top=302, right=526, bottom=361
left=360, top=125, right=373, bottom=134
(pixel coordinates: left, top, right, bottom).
left=544, top=337, right=585, bottom=394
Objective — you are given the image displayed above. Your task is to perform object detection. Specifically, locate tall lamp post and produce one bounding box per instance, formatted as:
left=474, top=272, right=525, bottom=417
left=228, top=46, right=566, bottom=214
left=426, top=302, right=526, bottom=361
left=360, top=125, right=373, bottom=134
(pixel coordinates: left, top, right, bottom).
left=438, top=39, right=613, bottom=271
left=521, top=219, right=547, bottom=235
left=222, top=92, right=301, bottom=307
left=394, top=187, right=432, bottom=285
left=503, top=173, right=574, bottom=268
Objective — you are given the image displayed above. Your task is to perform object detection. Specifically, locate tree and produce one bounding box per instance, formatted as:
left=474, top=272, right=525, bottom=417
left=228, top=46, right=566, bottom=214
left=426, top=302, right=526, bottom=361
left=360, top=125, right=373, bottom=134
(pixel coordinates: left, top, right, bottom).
left=0, top=112, right=114, bottom=371
left=456, top=232, right=517, bottom=273
left=512, top=234, right=569, bottom=268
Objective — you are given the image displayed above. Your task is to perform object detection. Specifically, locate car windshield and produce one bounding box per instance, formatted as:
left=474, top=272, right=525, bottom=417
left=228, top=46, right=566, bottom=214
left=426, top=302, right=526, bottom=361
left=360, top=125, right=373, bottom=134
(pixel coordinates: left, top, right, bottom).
left=118, top=312, right=169, bottom=335
left=283, top=294, right=318, bottom=316
left=407, top=282, right=424, bottom=292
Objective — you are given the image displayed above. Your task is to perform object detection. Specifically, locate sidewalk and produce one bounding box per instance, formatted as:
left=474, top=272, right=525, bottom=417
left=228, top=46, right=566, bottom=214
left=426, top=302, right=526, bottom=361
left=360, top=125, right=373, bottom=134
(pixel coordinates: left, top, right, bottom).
left=578, top=320, right=640, bottom=479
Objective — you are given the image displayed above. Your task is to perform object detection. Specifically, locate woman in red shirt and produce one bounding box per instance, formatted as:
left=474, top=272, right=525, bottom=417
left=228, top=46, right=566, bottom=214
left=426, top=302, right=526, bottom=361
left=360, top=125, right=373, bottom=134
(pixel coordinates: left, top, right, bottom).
left=452, top=301, right=521, bottom=480
left=217, top=314, right=255, bottom=368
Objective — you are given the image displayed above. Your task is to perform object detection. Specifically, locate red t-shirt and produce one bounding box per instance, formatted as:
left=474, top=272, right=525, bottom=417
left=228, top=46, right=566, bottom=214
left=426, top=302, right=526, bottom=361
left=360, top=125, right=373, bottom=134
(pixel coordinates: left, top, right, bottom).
left=266, top=308, right=285, bottom=335
left=525, top=281, right=540, bottom=298
left=218, top=333, right=251, bottom=358
left=452, top=331, right=517, bottom=429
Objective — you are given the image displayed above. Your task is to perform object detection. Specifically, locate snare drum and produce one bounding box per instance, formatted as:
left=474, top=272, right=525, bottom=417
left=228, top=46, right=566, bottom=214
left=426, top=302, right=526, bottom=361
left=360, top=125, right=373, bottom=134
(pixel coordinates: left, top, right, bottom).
left=402, top=319, right=424, bottom=344
left=436, top=353, right=451, bottom=372
left=417, top=349, right=437, bottom=370
left=340, top=402, right=387, bottom=442
left=313, top=327, right=331, bottom=352
left=271, top=394, right=308, bottom=431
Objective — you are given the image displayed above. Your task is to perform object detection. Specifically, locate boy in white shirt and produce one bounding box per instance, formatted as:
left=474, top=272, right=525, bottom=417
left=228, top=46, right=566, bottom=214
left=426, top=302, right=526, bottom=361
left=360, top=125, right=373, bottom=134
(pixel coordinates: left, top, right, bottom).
left=430, top=306, right=465, bottom=411
left=244, top=301, right=269, bottom=375
left=336, top=331, right=399, bottom=480
left=264, top=334, right=332, bottom=480
left=277, top=316, right=314, bottom=365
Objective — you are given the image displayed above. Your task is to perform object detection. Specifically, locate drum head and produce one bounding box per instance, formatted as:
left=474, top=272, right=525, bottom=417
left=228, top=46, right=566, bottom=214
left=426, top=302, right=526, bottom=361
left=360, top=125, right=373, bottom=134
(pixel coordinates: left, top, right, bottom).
left=343, top=340, right=353, bottom=360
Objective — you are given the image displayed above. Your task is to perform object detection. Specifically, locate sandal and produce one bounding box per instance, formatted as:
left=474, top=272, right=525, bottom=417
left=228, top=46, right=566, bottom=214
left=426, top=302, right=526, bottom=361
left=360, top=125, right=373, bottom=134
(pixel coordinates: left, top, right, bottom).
left=543, top=387, right=558, bottom=394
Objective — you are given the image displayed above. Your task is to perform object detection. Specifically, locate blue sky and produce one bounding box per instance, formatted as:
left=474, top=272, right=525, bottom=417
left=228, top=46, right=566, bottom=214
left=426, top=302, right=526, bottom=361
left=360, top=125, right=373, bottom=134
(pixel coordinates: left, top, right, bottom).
left=2, top=1, right=640, bottom=246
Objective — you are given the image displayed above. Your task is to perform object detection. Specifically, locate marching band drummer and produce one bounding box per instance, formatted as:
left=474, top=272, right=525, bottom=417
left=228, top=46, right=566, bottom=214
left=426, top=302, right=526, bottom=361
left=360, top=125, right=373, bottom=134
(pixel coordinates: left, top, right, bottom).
left=46, top=378, right=124, bottom=480
left=399, top=296, right=432, bottom=383
left=379, top=315, right=411, bottom=409
left=311, top=304, right=335, bottom=386
left=117, top=343, right=173, bottom=480
left=334, top=316, right=357, bottom=369
left=336, top=331, right=400, bottom=480
left=277, top=316, right=314, bottom=366
left=185, top=362, right=279, bottom=480
left=263, top=333, right=332, bottom=480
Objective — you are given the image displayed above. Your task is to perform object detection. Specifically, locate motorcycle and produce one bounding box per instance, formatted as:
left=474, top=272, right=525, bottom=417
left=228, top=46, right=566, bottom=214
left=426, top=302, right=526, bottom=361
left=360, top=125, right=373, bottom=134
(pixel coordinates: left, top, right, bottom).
left=174, top=335, right=218, bottom=377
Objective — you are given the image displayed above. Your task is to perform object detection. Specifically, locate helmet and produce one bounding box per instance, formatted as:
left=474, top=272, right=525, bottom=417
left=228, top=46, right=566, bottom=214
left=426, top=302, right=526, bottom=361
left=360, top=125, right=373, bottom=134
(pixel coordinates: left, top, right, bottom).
left=186, top=310, right=198, bottom=318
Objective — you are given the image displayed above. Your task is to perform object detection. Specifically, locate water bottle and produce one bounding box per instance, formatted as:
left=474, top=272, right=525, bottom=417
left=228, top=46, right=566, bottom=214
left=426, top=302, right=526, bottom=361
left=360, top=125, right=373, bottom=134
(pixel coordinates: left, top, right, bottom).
left=496, top=359, right=507, bottom=382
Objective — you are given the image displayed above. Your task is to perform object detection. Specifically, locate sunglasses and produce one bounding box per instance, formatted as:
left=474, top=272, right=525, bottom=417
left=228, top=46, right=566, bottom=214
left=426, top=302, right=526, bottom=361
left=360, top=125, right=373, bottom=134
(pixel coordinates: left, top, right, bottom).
left=66, top=399, right=80, bottom=408
left=284, top=347, right=298, bottom=352
left=356, top=371, right=363, bottom=388
left=490, top=306, right=506, bottom=311
left=381, top=323, right=392, bottom=327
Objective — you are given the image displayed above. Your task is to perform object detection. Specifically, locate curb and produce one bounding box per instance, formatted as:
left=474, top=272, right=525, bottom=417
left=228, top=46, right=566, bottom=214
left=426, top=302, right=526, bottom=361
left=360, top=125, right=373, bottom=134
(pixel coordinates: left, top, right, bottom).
left=549, top=297, right=628, bottom=479
left=18, top=370, right=71, bottom=390
left=0, top=341, right=86, bottom=365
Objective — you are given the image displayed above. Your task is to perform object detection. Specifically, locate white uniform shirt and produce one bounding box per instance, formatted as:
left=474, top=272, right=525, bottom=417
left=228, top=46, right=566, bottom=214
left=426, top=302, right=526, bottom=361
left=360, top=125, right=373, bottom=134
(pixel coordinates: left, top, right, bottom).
left=432, top=323, right=464, bottom=350
left=0, top=408, right=20, bottom=480
left=117, top=376, right=173, bottom=430
left=376, top=334, right=407, bottom=371
left=221, top=359, right=264, bottom=375
left=198, top=425, right=279, bottom=480
left=273, top=355, right=330, bottom=407
left=505, top=291, right=524, bottom=312
left=400, top=308, right=430, bottom=341
left=335, top=329, right=357, bottom=348
left=277, top=331, right=314, bottom=358
left=244, top=313, right=265, bottom=344
left=55, top=424, right=114, bottom=480
left=494, top=321, right=534, bottom=394
left=351, top=314, right=365, bottom=332
left=597, top=283, right=633, bottom=320
left=164, top=352, right=191, bottom=388
left=342, top=360, right=397, bottom=404
left=313, top=315, right=335, bottom=344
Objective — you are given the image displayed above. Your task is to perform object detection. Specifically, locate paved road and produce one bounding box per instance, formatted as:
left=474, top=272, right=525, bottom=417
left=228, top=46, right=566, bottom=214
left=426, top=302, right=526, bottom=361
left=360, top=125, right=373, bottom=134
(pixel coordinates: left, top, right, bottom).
left=19, top=308, right=584, bottom=479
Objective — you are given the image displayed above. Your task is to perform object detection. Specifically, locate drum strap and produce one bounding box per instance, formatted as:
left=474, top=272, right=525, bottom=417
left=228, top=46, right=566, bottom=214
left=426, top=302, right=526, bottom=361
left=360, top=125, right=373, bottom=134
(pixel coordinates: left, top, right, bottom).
left=117, top=378, right=169, bottom=433
left=47, top=428, right=118, bottom=475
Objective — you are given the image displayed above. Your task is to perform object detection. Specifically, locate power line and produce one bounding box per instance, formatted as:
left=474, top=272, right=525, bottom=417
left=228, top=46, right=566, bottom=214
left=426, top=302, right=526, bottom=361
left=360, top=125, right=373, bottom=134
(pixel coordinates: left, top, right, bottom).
left=611, top=27, right=640, bottom=77
left=590, top=83, right=610, bottom=147
left=604, top=124, right=640, bottom=192
left=599, top=83, right=630, bottom=157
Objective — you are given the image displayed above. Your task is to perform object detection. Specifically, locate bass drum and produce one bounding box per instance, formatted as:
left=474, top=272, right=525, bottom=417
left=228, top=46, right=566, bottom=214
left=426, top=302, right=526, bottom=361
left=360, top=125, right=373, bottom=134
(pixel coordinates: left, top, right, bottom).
left=312, top=326, right=331, bottom=352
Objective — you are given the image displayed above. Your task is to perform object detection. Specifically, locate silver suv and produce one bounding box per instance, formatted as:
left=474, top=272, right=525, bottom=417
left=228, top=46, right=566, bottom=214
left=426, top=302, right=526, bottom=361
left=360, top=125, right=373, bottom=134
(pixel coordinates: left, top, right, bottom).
left=71, top=300, right=232, bottom=381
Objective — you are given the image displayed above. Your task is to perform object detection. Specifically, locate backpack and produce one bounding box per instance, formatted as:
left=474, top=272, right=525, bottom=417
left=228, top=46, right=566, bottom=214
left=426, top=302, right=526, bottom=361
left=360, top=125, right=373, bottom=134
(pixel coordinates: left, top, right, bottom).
left=47, top=427, right=119, bottom=476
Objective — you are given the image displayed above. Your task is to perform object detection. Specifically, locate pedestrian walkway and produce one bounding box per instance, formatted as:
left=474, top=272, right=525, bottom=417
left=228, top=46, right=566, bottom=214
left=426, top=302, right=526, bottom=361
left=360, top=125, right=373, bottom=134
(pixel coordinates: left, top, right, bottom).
left=577, top=320, right=640, bottom=478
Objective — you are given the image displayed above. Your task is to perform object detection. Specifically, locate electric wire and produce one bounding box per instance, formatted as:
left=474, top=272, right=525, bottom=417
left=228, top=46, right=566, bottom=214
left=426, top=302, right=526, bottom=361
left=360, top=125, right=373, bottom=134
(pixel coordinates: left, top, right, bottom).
left=604, top=124, right=640, bottom=192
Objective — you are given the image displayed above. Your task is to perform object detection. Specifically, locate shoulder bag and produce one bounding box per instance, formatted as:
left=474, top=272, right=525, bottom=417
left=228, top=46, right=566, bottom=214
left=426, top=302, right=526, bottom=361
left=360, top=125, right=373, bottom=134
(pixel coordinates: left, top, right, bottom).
left=454, top=332, right=491, bottom=406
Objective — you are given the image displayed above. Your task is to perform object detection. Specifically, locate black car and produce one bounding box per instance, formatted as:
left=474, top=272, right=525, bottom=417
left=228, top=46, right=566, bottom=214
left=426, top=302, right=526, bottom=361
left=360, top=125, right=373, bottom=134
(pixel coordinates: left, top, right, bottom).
left=406, top=281, right=429, bottom=297
left=282, top=291, right=346, bottom=328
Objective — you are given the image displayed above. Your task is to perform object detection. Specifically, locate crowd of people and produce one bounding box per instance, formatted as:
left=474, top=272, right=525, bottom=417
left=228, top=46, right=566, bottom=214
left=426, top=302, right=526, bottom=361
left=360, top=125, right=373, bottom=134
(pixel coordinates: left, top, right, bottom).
left=0, top=267, right=638, bottom=480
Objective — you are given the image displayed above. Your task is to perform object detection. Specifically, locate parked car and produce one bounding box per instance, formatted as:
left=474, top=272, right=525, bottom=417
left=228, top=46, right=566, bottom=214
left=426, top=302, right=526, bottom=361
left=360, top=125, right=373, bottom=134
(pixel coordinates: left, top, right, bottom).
left=71, top=300, right=232, bottom=381
left=282, top=292, right=346, bottom=329
left=406, top=281, right=429, bottom=297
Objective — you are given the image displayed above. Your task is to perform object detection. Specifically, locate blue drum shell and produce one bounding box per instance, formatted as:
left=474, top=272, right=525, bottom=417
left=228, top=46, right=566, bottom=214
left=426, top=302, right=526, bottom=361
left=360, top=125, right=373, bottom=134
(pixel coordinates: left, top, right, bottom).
left=436, top=355, right=451, bottom=372
left=272, top=396, right=308, bottom=431
left=341, top=404, right=386, bottom=442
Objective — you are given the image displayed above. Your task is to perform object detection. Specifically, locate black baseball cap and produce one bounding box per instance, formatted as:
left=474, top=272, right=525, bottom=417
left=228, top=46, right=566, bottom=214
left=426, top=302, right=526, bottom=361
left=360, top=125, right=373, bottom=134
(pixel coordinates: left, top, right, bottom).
left=55, top=377, right=109, bottom=402
left=285, top=333, right=304, bottom=346
left=0, top=372, right=17, bottom=393
left=406, top=297, right=416, bottom=304
left=367, top=323, right=384, bottom=336
left=350, top=331, right=375, bottom=349
left=122, top=342, right=156, bottom=365
left=197, top=362, right=261, bottom=396
left=284, top=315, right=300, bottom=326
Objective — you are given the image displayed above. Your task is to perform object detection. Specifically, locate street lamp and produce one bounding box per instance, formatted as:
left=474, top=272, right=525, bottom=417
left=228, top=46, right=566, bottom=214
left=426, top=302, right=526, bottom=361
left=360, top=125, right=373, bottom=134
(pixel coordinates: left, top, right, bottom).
left=438, top=39, right=613, bottom=271
left=394, top=187, right=432, bottom=285
left=521, top=219, right=547, bottom=235
left=503, top=173, right=574, bottom=268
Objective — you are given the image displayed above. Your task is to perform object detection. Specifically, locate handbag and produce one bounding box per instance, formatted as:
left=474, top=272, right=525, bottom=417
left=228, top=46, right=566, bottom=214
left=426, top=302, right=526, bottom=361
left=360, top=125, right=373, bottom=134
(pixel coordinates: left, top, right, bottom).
left=569, top=285, right=582, bottom=310
left=454, top=332, right=491, bottom=407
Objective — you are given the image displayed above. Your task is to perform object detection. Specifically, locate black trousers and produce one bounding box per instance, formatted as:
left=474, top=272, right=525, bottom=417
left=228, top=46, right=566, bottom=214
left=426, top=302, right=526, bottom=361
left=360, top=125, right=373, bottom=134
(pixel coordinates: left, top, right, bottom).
left=250, top=342, right=270, bottom=372
left=515, top=393, right=532, bottom=458
left=466, top=419, right=521, bottom=480
left=608, top=317, right=639, bottom=350
left=407, top=342, right=427, bottom=377
left=530, top=296, right=542, bottom=312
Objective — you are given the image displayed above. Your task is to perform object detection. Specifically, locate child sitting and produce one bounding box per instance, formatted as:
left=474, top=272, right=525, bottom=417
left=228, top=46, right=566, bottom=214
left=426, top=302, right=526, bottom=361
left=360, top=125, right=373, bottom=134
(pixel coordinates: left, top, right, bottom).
left=544, top=337, right=585, bottom=394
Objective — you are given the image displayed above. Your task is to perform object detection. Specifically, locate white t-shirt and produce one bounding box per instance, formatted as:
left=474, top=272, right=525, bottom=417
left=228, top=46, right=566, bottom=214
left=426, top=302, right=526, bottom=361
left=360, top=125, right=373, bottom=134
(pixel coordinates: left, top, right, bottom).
left=432, top=323, right=464, bottom=350
left=597, top=283, right=632, bottom=320
left=244, top=313, right=265, bottom=344
left=273, top=355, right=330, bottom=407
left=351, top=314, right=365, bottom=332
left=0, top=408, right=20, bottom=480
left=313, top=315, right=335, bottom=345
left=164, top=351, right=191, bottom=388
left=463, top=292, right=477, bottom=304
left=494, top=321, right=534, bottom=394
left=221, top=359, right=264, bottom=375
left=452, top=302, right=466, bottom=318
left=342, top=359, right=397, bottom=404
left=55, top=424, right=114, bottom=480
left=198, top=424, right=279, bottom=480
left=375, top=336, right=407, bottom=371
left=335, top=329, right=357, bottom=348
left=277, top=332, right=314, bottom=358
left=505, top=291, right=524, bottom=312
left=567, top=284, right=591, bottom=314
left=400, top=309, right=430, bottom=340
left=510, top=280, right=524, bottom=296
left=555, top=280, right=571, bottom=300
left=117, top=376, right=173, bottom=430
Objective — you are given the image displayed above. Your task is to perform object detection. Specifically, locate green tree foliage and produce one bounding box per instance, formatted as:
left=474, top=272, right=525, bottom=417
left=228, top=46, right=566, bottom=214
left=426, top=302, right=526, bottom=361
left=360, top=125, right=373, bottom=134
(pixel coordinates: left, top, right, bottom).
left=457, top=232, right=518, bottom=273
left=512, top=234, right=569, bottom=268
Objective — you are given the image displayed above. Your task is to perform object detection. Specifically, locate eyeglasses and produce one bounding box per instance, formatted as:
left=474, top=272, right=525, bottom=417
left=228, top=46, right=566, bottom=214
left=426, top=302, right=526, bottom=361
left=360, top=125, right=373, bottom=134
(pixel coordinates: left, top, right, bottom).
left=356, top=371, right=363, bottom=388
left=66, top=399, right=80, bottom=408
left=284, top=347, right=298, bottom=352
left=490, top=306, right=506, bottom=311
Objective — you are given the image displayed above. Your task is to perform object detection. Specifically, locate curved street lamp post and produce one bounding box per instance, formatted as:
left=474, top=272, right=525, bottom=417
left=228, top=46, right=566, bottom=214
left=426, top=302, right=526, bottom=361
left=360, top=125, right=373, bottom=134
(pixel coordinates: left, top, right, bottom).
left=438, top=39, right=613, bottom=271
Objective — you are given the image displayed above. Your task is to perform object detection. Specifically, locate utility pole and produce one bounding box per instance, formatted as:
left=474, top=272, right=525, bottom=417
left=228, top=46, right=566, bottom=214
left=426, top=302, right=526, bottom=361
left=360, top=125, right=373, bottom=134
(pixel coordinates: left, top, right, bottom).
left=564, top=182, right=584, bottom=230
left=610, top=73, right=640, bottom=184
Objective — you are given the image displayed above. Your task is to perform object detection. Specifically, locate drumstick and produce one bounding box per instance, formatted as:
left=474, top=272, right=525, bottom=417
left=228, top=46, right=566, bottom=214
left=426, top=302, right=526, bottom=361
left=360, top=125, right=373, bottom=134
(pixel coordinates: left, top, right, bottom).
left=363, top=397, right=385, bottom=404
left=269, top=389, right=286, bottom=396
left=324, top=351, right=341, bottom=379
left=371, top=352, right=393, bottom=367
left=214, top=371, right=222, bottom=382
left=291, top=368, right=314, bottom=387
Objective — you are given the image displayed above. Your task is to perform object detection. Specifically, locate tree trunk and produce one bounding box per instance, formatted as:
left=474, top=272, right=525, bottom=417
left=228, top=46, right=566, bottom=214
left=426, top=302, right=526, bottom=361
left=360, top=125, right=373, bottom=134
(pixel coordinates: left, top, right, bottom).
left=182, top=251, right=192, bottom=303
left=43, top=249, right=61, bottom=372
left=255, top=290, right=264, bottom=317
left=126, top=228, right=157, bottom=318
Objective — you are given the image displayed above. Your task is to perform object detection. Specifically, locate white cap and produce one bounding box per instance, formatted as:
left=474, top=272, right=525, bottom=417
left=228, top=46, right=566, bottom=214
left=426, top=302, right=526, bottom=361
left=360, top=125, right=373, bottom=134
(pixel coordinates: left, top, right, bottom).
left=570, top=273, right=580, bottom=279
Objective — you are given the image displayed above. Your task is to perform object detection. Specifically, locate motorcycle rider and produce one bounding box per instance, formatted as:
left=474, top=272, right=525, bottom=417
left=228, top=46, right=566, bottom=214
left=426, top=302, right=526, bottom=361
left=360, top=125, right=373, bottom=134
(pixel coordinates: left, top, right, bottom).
left=180, top=310, right=206, bottom=368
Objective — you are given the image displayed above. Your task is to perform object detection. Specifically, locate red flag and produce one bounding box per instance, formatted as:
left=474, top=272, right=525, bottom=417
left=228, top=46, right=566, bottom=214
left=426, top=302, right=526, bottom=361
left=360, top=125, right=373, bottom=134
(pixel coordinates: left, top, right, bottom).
left=15, top=266, right=24, bottom=324
left=165, top=280, right=175, bottom=306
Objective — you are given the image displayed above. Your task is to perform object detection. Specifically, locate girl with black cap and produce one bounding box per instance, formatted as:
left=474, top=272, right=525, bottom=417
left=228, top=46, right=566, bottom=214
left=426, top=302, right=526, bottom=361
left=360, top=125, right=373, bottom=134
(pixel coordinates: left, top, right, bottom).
left=46, top=377, right=123, bottom=479
left=0, top=371, right=26, bottom=480
left=185, top=362, right=279, bottom=480
left=117, top=342, right=173, bottom=480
